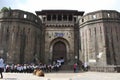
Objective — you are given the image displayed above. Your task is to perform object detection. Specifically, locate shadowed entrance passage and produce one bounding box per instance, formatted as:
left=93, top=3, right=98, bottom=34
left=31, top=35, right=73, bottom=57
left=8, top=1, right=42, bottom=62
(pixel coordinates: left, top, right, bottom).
left=52, top=41, right=66, bottom=61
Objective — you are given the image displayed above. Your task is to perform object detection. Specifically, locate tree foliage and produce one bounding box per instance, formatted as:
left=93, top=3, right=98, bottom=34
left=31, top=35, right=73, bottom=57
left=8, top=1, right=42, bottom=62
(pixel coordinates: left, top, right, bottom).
left=0, top=7, right=11, bottom=12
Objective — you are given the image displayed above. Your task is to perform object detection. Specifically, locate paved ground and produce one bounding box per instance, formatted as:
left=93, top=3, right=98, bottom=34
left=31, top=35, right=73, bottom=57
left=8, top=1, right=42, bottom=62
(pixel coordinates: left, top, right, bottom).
left=1, top=71, right=120, bottom=80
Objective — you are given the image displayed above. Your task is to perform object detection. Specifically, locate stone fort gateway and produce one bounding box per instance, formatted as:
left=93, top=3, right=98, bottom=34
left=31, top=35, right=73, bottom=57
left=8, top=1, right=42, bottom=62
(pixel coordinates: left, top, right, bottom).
left=0, top=9, right=120, bottom=72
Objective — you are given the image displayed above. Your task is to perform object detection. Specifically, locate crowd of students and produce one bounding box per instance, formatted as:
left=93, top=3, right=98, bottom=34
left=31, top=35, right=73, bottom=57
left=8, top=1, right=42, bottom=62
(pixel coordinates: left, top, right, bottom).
left=4, top=58, right=64, bottom=73
left=0, top=57, right=90, bottom=78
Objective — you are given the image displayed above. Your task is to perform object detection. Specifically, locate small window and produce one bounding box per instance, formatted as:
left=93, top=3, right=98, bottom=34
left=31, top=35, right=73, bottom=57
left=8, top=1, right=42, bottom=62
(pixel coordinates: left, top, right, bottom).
left=82, top=18, right=84, bottom=22
left=24, top=14, right=27, bottom=18
left=93, top=15, right=96, bottom=19
left=107, top=13, right=110, bottom=17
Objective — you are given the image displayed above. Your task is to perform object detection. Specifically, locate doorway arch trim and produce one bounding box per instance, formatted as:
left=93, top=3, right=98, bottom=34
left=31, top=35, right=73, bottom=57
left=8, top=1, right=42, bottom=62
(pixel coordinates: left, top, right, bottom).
left=49, top=37, right=70, bottom=62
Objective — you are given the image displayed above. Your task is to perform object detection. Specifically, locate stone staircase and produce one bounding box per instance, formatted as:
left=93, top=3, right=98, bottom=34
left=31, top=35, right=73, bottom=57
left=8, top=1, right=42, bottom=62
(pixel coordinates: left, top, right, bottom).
left=60, top=65, right=74, bottom=70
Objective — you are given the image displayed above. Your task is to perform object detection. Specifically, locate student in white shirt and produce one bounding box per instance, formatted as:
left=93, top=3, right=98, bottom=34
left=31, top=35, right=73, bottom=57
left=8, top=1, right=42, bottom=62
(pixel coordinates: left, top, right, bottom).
left=0, top=56, right=4, bottom=78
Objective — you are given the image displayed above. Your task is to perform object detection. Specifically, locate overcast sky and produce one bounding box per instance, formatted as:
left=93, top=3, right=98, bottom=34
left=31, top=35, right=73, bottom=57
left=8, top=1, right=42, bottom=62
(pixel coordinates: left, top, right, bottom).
left=0, top=0, right=120, bottom=14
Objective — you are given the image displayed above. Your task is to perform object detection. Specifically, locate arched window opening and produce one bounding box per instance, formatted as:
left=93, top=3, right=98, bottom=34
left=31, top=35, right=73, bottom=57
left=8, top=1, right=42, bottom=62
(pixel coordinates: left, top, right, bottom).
left=63, top=15, right=67, bottom=21
left=69, top=15, right=73, bottom=21
left=47, top=15, right=51, bottom=21
left=58, top=15, right=62, bottom=21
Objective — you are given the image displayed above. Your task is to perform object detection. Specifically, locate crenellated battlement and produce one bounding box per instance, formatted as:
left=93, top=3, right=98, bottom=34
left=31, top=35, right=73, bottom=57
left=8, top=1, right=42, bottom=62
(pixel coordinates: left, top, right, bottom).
left=80, top=10, right=120, bottom=26
left=0, top=9, right=41, bottom=24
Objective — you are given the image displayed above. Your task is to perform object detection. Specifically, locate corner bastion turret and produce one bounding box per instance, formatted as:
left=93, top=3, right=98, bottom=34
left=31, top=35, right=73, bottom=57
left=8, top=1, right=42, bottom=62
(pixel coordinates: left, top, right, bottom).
left=0, top=10, right=42, bottom=64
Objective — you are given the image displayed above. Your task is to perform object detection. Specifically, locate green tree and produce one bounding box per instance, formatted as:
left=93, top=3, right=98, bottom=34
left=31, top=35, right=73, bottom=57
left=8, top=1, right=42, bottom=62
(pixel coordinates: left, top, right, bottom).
left=0, top=7, right=11, bottom=12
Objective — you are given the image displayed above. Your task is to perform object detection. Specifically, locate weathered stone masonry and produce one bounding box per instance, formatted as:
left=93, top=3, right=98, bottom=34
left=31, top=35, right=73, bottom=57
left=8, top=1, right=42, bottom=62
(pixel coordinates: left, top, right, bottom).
left=0, top=10, right=42, bottom=64
left=80, top=10, right=120, bottom=72
left=0, top=9, right=120, bottom=72
left=36, top=10, right=84, bottom=64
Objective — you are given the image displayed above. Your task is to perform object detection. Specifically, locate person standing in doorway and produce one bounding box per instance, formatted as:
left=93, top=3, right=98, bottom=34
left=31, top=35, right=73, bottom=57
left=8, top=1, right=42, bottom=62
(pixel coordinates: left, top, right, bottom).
left=0, top=56, right=4, bottom=78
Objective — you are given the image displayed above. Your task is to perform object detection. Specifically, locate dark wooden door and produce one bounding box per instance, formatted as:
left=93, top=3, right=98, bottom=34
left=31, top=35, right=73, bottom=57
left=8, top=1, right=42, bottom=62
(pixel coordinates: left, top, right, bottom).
left=53, top=41, right=66, bottom=61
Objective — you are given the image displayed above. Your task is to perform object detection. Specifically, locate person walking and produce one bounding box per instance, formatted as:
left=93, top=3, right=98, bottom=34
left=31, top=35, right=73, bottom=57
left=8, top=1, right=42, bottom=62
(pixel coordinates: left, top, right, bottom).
left=0, top=56, right=4, bottom=78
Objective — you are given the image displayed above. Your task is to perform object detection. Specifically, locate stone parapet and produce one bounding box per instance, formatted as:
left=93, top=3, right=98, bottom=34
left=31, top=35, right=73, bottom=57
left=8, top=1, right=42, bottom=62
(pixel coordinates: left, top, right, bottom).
left=80, top=10, right=120, bottom=27
left=0, top=10, right=42, bottom=27
left=89, top=66, right=118, bottom=72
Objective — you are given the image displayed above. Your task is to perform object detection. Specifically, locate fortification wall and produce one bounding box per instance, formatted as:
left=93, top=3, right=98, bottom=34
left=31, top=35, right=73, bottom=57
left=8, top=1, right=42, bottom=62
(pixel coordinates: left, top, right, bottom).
left=0, top=10, right=42, bottom=64
left=79, top=10, right=120, bottom=72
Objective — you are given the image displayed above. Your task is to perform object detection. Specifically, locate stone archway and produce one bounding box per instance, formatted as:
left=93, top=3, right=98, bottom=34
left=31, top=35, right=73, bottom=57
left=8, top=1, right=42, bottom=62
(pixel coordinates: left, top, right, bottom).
left=52, top=41, right=66, bottom=61
left=49, top=38, right=70, bottom=63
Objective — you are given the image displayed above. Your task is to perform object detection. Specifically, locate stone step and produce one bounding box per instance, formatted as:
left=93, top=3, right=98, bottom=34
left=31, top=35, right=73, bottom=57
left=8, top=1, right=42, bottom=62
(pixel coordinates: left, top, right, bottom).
left=60, top=65, right=74, bottom=70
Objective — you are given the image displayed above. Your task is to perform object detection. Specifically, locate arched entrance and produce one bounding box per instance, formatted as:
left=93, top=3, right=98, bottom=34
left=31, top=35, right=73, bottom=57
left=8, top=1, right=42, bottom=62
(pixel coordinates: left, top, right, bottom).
left=52, top=41, right=66, bottom=61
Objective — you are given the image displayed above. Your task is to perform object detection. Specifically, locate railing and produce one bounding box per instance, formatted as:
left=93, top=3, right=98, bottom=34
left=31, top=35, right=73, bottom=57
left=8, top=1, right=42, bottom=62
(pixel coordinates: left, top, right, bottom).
left=45, top=21, right=75, bottom=25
